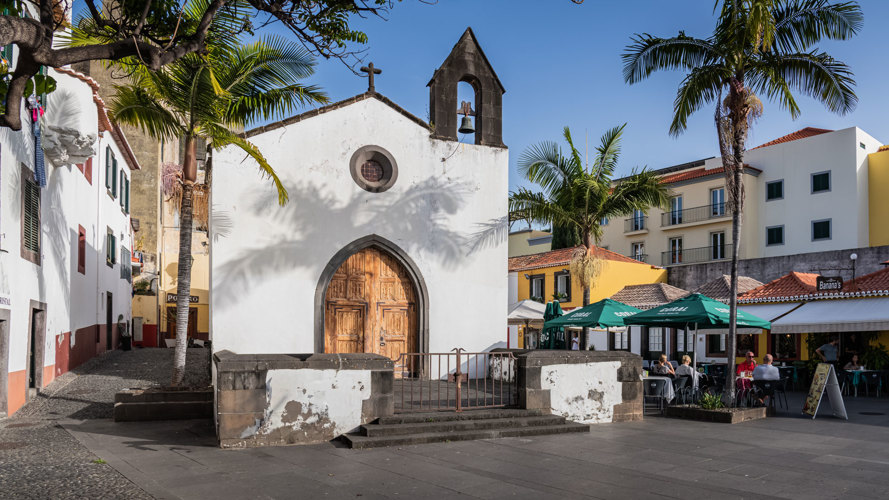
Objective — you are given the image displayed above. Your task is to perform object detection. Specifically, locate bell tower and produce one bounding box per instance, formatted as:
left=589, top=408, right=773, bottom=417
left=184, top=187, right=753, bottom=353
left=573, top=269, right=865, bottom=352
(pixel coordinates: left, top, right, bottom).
left=428, top=28, right=505, bottom=147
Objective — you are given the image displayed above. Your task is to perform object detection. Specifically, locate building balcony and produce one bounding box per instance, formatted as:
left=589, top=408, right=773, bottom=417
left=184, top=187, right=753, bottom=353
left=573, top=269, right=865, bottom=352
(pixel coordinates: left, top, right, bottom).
left=624, top=216, right=648, bottom=234
left=661, top=244, right=733, bottom=267
left=661, top=203, right=729, bottom=228
left=627, top=253, right=648, bottom=263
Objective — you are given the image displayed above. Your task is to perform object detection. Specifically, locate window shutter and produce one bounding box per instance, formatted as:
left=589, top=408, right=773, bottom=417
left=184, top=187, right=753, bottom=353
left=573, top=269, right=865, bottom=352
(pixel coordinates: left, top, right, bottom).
left=85, top=157, right=93, bottom=184
left=23, top=179, right=40, bottom=253
left=77, top=225, right=86, bottom=274
left=105, top=147, right=112, bottom=189
left=112, top=157, right=118, bottom=196
left=125, top=178, right=130, bottom=213
left=119, top=172, right=125, bottom=207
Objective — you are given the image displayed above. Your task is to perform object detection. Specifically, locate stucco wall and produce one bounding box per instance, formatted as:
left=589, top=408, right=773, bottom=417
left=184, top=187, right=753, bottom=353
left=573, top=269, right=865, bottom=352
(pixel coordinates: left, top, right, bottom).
left=541, top=361, right=623, bottom=423
left=868, top=149, right=889, bottom=247
left=210, top=96, right=508, bottom=355
left=0, top=70, right=133, bottom=414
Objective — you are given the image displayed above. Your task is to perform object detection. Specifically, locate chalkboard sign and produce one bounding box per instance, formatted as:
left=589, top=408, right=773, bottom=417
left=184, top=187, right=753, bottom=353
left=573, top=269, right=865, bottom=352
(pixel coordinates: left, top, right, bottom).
left=803, top=363, right=847, bottom=420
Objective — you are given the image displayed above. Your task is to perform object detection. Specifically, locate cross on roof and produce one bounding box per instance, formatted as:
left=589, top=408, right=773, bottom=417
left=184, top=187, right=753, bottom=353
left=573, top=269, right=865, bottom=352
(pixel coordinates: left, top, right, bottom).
left=360, top=62, right=382, bottom=93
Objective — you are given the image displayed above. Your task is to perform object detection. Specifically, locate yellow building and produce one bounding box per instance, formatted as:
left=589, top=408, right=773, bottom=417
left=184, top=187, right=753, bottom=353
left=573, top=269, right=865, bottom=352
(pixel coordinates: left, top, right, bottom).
left=868, top=146, right=889, bottom=247
left=508, top=246, right=667, bottom=347
left=508, top=229, right=552, bottom=257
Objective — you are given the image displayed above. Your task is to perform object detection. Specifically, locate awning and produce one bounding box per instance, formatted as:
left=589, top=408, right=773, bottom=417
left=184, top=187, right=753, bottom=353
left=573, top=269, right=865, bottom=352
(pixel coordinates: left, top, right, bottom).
left=770, top=298, right=889, bottom=333
left=694, top=303, right=802, bottom=335
left=507, top=300, right=546, bottom=326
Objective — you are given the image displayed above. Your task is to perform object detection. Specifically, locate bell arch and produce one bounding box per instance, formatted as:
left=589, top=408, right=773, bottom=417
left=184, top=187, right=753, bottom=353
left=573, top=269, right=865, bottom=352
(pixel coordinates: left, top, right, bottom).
left=314, top=235, right=429, bottom=356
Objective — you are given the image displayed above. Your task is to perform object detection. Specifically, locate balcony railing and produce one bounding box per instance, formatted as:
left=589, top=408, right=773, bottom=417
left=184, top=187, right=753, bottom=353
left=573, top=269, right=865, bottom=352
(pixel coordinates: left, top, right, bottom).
left=661, top=203, right=727, bottom=227
left=624, top=216, right=648, bottom=233
left=661, top=244, right=733, bottom=266
left=628, top=253, right=648, bottom=263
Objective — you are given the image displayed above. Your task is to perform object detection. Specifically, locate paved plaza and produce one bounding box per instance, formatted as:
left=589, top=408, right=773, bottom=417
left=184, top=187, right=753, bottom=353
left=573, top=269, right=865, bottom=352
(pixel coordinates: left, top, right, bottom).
left=3, top=349, right=889, bottom=499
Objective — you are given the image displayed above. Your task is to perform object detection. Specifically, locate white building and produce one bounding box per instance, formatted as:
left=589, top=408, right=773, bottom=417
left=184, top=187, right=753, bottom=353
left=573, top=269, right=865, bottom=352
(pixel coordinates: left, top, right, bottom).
left=211, top=29, right=508, bottom=362
left=0, top=67, right=137, bottom=416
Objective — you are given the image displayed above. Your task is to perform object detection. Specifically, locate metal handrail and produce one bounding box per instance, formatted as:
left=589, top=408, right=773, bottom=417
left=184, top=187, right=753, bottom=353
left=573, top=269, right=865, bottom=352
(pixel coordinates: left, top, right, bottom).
left=624, top=216, right=648, bottom=233
left=661, top=244, right=733, bottom=266
left=628, top=253, right=648, bottom=263
left=661, top=203, right=727, bottom=227
left=395, top=350, right=517, bottom=413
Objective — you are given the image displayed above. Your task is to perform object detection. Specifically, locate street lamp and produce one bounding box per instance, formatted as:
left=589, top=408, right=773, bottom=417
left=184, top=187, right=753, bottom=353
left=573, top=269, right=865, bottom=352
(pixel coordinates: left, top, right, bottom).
left=850, top=253, right=858, bottom=282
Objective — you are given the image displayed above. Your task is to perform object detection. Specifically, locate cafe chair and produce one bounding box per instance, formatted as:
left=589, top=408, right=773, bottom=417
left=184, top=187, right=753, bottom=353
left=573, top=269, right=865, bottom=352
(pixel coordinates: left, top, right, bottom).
left=777, top=366, right=795, bottom=391
left=862, top=371, right=882, bottom=398
left=774, top=378, right=788, bottom=409
left=643, top=378, right=668, bottom=415
left=840, top=371, right=857, bottom=397
left=752, top=380, right=779, bottom=410
left=672, top=376, right=690, bottom=404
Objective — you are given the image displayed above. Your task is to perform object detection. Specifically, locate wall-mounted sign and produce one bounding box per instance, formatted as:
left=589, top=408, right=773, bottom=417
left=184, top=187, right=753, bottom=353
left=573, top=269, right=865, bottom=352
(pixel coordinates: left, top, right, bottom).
left=816, top=276, right=843, bottom=291
left=0, top=294, right=10, bottom=308
left=166, top=293, right=199, bottom=304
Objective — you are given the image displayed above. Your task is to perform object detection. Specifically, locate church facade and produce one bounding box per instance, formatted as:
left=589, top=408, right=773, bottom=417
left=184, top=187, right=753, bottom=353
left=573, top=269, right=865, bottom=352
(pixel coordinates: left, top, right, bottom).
left=211, top=29, right=507, bottom=373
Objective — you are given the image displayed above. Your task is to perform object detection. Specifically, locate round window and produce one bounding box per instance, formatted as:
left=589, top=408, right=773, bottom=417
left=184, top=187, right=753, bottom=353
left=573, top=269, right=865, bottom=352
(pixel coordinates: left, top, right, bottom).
left=350, top=146, right=398, bottom=193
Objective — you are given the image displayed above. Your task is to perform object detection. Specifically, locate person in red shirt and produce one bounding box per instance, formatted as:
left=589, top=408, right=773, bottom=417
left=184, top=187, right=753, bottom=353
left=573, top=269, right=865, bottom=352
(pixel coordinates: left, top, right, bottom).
left=737, top=351, right=757, bottom=375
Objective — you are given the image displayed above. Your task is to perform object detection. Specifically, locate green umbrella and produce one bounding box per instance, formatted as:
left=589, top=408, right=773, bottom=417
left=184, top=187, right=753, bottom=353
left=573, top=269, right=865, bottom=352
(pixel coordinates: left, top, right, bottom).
left=624, top=293, right=771, bottom=330
left=541, top=301, right=565, bottom=350
left=545, top=298, right=643, bottom=330
left=624, top=293, right=771, bottom=371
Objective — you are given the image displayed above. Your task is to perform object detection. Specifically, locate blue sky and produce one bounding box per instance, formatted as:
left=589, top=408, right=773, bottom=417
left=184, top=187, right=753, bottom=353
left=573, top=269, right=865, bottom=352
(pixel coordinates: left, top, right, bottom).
left=281, top=0, right=889, bottom=192
left=74, top=1, right=889, bottom=191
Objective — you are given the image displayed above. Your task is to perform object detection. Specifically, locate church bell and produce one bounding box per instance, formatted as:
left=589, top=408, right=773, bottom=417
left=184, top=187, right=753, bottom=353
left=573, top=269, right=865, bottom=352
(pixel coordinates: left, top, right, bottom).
left=458, top=115, right=475, bottom=134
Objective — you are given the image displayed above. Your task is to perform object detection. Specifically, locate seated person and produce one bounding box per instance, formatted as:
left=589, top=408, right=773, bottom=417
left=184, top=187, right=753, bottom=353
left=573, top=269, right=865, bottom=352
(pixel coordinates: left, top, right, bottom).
left=737, top=351, right=757, bottom=375
left=674, top=354, right=700, bottom=386
left=651, top=354, right=675, bottom=377
left=752, top=354, right=780, bottom=380
left=843, top=354, right=863, bottom=371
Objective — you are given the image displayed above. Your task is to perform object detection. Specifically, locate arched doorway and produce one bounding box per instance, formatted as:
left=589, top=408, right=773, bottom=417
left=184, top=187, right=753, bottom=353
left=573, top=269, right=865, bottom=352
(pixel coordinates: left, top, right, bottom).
left=323, top=246, right=418, bottom=364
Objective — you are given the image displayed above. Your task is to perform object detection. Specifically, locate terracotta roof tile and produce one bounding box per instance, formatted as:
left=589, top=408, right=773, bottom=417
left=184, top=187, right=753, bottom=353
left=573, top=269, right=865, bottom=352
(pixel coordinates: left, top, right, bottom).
left=878, top=145, right=889, bottom=153
left=751, top=127, right=832, bottom=150
left=739, top=272, right=818, bottom=302
left=508, top=246, right=649, bottom=272
left=692, top=275, right=764, bottom=303
left=850, top=266, right=889, bottom=293
left=610, top=283, right=689, bottom=309
left=658, top=165, right=761, bottom=185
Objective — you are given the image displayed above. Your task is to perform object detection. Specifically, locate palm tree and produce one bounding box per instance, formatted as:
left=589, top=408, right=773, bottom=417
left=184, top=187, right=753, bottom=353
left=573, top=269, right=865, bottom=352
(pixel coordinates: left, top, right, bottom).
left=623, top=0, right=861, bottom=401
left=510, top=125, right=671, bottom=345
left=110, top=38, right=327, bottom=385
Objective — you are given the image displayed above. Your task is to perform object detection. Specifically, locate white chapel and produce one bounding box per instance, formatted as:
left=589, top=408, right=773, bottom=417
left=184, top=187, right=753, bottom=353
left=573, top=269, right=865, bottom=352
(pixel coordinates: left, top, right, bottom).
left=210, top=28, right=509, bottom=362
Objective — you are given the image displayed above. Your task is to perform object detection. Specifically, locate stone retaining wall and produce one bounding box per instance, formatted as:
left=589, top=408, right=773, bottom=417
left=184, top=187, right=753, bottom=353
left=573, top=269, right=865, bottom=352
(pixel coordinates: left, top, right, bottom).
left=213, top=351, right=393, bottom=448
left=516, top=351, right=642, bottom=424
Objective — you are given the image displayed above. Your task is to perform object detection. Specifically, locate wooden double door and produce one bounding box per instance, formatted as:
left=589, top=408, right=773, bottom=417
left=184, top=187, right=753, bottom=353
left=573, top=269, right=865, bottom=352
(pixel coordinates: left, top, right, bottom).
left=324, top=247, right=417, bottom=365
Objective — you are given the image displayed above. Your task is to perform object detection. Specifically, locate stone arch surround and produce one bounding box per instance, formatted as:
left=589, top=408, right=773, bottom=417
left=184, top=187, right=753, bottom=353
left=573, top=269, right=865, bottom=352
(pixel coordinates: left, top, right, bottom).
left=313, top=234, right=429, bottom=355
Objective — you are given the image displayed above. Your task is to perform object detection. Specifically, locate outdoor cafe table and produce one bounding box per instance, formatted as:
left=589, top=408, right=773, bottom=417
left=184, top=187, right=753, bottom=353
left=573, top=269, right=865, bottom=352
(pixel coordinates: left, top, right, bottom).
left=643, top=375, right=675, bottom=402
left=846, top=370, right=882, bottom=397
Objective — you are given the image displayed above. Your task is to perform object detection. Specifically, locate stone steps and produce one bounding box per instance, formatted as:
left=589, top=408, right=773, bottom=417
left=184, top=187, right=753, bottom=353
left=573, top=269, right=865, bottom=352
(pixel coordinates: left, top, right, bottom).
left=341, top=410, right=589, bottom=449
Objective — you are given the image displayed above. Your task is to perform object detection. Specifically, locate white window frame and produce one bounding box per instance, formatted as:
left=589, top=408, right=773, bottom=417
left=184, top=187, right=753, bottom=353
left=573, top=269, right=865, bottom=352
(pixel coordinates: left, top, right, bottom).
left=711, top=188, right=726, bottom=216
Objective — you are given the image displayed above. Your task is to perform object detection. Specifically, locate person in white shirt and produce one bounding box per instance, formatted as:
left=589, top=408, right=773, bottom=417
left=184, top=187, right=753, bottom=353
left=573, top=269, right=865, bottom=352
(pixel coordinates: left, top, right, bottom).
left=570, top=336, right=579, bottom=350
left=753, top=354, right=780, bottom=381
left=674, top=354, right=701, bottom=387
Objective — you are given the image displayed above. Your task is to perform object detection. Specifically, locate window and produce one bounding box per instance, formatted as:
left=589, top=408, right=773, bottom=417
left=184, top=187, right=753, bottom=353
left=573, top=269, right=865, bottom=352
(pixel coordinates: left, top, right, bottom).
left=77, top=225, right=86, bottom=274
left=632, top=209, right=645, bottom=231
left=648, top=327, right=664, bottom=352
left=812, top=219, right=831, bottom=241
left=631, top=242, right=645, bottom=261
left=766, top=180, right=783, bottom=201
left=105, top=147, right=113, bottom=190
left=600, top=217, right=608, bottom=226
left=711, top=232, right=725, bottom=260
left=711, top=188, right=725, bottom=216
left=119, top=171, right=125, bottom=208
left=811, top=171, right=830, bottom=193
left=669, top=237, right=682, bottom=264
left=736, top=334, right=757, bottom=357
left=707, top=334, right=726, bottom=356
left=106, top=228, right=117, bottom=266
left=611, top=330, right=630, bottom=351
left=112, top=156, right=118, bottom=197
left=530, top=274, right=544, bottom=301
left=125, top=177, right=130, bottom=213
left=772, top=333, right=800, bottom=360
left=766, top=225, right=784, bottom=246
left=21, top=165, right=41, bottom=264
left=675, top=329, right=694, bottom=353
left=554, top=270, right=571, bottom=302
left=349, top=145, right=398, bottom=193
left=670, top=196, right=683, bottom=225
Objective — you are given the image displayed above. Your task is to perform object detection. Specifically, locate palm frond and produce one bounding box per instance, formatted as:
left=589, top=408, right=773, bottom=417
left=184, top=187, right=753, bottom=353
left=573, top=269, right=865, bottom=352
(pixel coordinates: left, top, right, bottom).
left=206, top=124, right=289, bottom=205
left=517, top=140, right=579, bottom=197
left=670, top=65, right=729, bottom=136
left=508, top=189, right=579, bottom=229
left=751, top=50, right=857, bottom=115
left=109, top=84, right=183, bottom=140
left=592, top=123, right=626, bottom=181
left=773, top=0, right=863, bottom=52
left=623, top=33, right=718, bottom=84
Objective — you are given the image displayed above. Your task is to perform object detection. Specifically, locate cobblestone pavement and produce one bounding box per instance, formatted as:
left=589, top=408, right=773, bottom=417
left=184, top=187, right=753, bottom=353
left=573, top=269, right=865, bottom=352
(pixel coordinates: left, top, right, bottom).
left=0, top=348, right=210, bottom=500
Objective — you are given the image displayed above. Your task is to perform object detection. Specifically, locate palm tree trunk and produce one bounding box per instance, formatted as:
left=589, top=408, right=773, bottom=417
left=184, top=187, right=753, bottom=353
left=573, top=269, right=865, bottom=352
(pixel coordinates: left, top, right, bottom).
left=171, top=136, right=197, bottom=386
left=725, top=177, right=742, bottom=403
